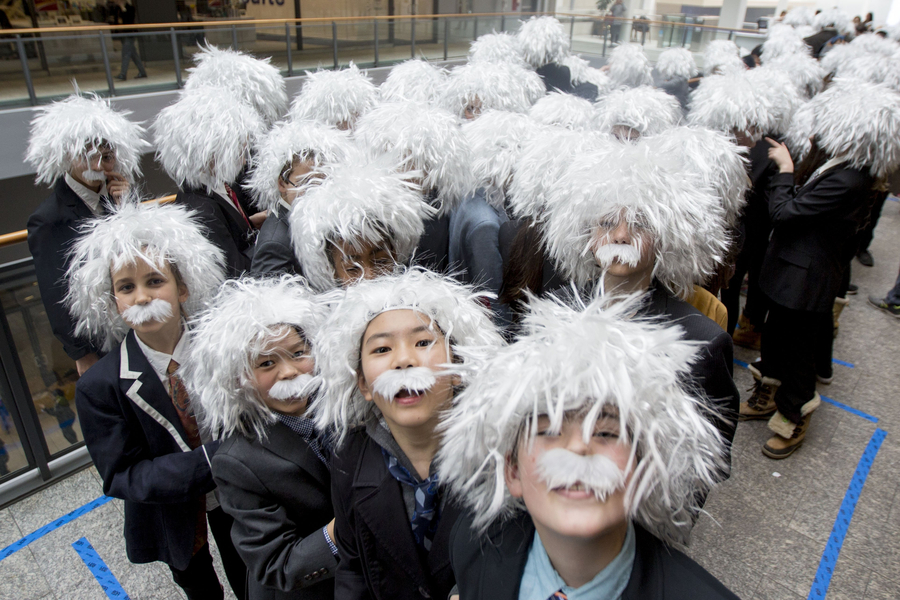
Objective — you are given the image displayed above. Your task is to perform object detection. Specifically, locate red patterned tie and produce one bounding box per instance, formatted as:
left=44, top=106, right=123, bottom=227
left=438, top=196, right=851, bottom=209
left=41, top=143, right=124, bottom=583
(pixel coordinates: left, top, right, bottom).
left=224, top=183, right=252, bottom=229
left=548, top=592, right=568, bottom=600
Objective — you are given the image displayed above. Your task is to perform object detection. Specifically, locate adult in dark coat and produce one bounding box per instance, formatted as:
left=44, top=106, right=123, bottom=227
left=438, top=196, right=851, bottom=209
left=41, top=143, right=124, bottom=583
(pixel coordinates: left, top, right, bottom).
left=175, top=186, right=254, bottom=278
left=251, top=205, right=302, bottom=276
left=450, top=513, right=739, bottom=600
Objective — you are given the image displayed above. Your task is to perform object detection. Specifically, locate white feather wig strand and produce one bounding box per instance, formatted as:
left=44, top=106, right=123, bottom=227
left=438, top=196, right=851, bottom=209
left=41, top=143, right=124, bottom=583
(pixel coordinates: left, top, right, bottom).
left=26, top=92, right=149, bottom=186
left=289, top=63, right=378, bottom=129
left=244, top=120, right=355, bottom=213
left=595, top=86, right=682, bottom=138
left=783, top=7, right=814, bottom=28
left=354, top=101, right=474, bottom=214
left=559, top=54, right=613, bottom=93
left=849, top=33, right=900, bottom=56
left=688, top=71, right=777, bottom=136
left=184, top=44, right=288, bottom=126
left=441, top=62, right=545, bottom=118
left=65, top=201, right=225, bottom=351
left=783, top=99, right=815, bottom=163
left=762, top=25, right=810, bottom=62
left=152, top=87, right=265, bottom=190
left=541, top=141, right=729, bottom=297
left=468, top=31, right=528, bottom=68
left=649, top=126, right=749, bottom=227
left=813, top=9, right=854, bottom=37
left=607, top=44, right=653, bottom=88
left=809, top=78, right=900, bottom=179
left=436, top=293, right=728, bottom=541
left=183, top=275, right=329, bottom=441
left=818, top=42, right=856, bottom=76
left=835, top=52, right=900, bottom=92
left=743, top=66, right=802, bottom=134
left=463, top=110, right=540, bottom=209
left=515, top=16, right=570, bottom=68
left=654, top=48, right=698, bottom=81
left=380, top=59, right=448, bottom=105
left=288, top=161, right=434, bottom=292
left=702, top=39, right=745, bottom=76
left=311, top=268, right=505, bottom=441
left=763, top=53, right=825, bottom=99
left=528, top=92, right=596, bottom=131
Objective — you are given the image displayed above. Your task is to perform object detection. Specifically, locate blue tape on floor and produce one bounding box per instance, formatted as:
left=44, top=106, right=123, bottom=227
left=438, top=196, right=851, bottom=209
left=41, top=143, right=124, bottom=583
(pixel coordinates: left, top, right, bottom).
left=820, top=396, right=878, bottom=423
left=807, top=428, right=887, bottom=600
left=0, top=495, right=113, bottom=562
left=72, top=537, right=130, bottom=599
left=888, top=195, right=899, bottom=202
left=832, top=359, right=855, bottom=368
left=734, top=359, right=750, bottom=369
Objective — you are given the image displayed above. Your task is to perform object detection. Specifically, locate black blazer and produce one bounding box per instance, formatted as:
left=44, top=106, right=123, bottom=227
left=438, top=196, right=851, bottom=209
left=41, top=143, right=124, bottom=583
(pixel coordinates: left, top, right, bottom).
left=175, top=186, right=254, bottom=278
left=331, top=429, right=459, bottom=600
left=251, top=207, right=302, bottom=277
left=212, top=423, right=336, bottom=600
left=450, top=512, right=739, bottom=600
left=26, top=178, right=103, bottom=360
left=75, top=330, right=221, bottom=570
left=760, top=169, right=873, bottom=314
left=414, top=214, right=451, bottom=274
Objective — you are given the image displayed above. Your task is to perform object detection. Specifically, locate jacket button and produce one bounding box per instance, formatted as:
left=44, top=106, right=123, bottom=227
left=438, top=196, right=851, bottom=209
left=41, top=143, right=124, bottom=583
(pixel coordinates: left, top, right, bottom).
left=418, top=586, right=431, bottom=598
left=304, top=574, right=312, bottom=581
left=318, top=568, right=328, bottom=575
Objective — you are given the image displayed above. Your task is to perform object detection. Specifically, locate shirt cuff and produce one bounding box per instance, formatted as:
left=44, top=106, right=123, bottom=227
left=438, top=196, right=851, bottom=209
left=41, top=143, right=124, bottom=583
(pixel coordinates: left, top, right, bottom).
left=323, top=526, right=338, bottom=557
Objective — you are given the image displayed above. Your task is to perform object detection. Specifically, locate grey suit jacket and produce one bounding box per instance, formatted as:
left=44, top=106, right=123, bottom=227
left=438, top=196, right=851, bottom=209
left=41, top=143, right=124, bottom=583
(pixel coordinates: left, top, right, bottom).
left=251, top=206, right=303, bottom=277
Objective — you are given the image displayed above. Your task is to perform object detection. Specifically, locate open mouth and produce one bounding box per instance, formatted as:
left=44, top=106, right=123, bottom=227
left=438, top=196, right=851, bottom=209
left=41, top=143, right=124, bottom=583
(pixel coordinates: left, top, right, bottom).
left=551, top=481, right=596, bottom=499
left=393, top=387, right=424, bottom=403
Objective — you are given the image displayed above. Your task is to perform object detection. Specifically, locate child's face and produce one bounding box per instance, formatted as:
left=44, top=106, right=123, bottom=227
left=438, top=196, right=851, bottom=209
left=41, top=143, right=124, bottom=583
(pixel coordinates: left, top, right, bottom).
left=252, top=327, right=314, bottom=417
left=112, top=260, right=187, bottom=336
left=357, top=309, right=454, bottom=433
left=329, top=238, right=396, bottom=287
left=506, top=413, right=631, bottom=541
left=591, top=211, right=656, bottom=279
left=277, top=158, right=319, bottom=205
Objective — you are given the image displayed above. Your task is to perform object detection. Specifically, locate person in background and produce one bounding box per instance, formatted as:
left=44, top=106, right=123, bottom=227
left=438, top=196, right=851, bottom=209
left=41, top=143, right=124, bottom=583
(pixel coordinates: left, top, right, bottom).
left=610, top=0, right=627, bottom=44
left=114, top=0, right=147, bottom=81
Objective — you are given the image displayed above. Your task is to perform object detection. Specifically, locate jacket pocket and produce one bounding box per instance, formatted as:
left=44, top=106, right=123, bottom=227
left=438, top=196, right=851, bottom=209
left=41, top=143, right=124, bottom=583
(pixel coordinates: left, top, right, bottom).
left=779, top=249, right=811, bottom=269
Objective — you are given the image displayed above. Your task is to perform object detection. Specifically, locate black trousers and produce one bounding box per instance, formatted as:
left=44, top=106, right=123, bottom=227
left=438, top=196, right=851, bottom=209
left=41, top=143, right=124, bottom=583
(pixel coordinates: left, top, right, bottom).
left=169, top=507, right=247, bottom=600
left=759, top=300, right=830, bottom=422
left=722, top=214, right=771, bottom=334
left=857, top=190, right=888, bottom=254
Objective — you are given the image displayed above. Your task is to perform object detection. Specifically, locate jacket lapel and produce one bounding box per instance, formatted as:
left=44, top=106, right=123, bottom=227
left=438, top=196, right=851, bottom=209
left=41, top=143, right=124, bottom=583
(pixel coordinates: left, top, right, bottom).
left=263, top=421, right=330, bottom=488
left=58, top=177, right=97, bottom=220
left=479, top=512, right=535, bottom=599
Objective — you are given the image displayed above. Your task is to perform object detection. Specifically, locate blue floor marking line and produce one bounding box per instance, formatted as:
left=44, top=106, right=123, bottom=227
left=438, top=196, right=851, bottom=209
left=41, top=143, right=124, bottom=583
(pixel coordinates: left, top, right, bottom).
left=820, top=396, right=879, bottom=423
left=808, top=428, right=887, bottom=600
left=0, top=495, right=113, bottom=562
left=72, top=537, right=130, bottom=599
left=734, top=359, right=750, bottom=369
left=832, top=359, right=855, bottom=368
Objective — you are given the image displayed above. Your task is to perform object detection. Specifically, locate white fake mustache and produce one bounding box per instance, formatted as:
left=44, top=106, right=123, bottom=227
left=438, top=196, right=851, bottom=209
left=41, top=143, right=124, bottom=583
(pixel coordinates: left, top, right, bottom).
left=593, top=243, right=642, bottom=269
left=122, top=298, right=174, bottom=326
left=372, top=367, right=436, bottom=401
left=82, top=169, right=107, bottom=182
left=536, top=448, right=626, bottom=501
left=268, top=373, right=319, bottom=401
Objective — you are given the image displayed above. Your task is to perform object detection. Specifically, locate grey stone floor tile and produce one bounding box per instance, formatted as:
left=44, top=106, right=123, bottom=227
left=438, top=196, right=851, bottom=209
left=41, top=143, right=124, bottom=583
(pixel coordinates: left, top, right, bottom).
left=822, top=557, right=873, bottom=600
left=753, top=578, right=804, bottom=600
left=8, top=470, right=104, bottom=534
left=0, top=508, right=23, bottom=548
left=209, top=531, right=239, bottom=600
left=0, top=549, right=55, bottom=600
left=759, top=533, right=822, bottom=597
left=838, top=498, right=899, bottom=581
left=687, top=542, right=759, bottom=599
left=864, top=573, right=900, bottom=599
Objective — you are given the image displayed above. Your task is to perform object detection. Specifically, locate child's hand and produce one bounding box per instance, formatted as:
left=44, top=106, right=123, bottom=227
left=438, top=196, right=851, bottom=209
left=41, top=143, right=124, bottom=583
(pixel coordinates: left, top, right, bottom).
left=766, top=138, right=794, bottom=174
left=106, top=172, right=130, bottom=202
left=249, top=211, right=268, bottom=229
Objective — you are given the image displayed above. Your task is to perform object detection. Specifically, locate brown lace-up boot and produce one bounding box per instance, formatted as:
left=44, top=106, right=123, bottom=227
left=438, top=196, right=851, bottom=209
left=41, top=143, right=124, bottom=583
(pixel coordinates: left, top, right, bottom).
left=732, top=313, right=762, bottom=350
left=739, top=365, right=780, bottom=421
left=762, top=393, right=821, bottom=459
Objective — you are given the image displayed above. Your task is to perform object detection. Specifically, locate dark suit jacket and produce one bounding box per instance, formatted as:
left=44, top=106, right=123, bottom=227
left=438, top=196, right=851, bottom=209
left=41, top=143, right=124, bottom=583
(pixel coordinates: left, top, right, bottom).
left=75, top=330, right=221, bottom=570
left=760, top=168, right=873, bottom=314
left=26, top=178, right=103, bottom=360
left=251, top=207, right=303, bottom=277
left=414, top=214, right=451, bottom=274
left=450, top=512, right=739, bottom=600
left=175, top=186, right=254, bottom=278
left=331, top=429, right=459, bottom=600
left=212, top=423, right=335, bottom=600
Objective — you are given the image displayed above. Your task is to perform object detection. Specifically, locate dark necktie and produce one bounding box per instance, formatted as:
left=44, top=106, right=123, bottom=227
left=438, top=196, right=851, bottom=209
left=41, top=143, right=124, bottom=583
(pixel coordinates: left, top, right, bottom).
left=382, top=448, right=441, bottom=551
left=548, top=591, right=568, bottom=599
left=224, top=183, right=252, bottom=229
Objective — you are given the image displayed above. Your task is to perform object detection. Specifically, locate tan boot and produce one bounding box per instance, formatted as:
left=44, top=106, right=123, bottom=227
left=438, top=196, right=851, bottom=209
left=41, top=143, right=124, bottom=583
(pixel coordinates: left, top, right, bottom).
left=732, top=313, right=762, bottom=350
left=833, top=297, right=849, bottom=338
left=762, top=393, right=821, bottom=459
left=739, top=365, right=780, bottom=420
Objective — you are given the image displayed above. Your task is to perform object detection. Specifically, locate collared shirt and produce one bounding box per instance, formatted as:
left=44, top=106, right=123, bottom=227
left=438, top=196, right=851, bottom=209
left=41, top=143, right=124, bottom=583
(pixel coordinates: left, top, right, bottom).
left=274, top=198, right=292, bottom=217
left=65, top=173, right=109, bottom=216
left=518, top=521, right=636, bottom=600
left=134, top=328, right=189, bottom=386
left=808, top=155, right=850, bottom=186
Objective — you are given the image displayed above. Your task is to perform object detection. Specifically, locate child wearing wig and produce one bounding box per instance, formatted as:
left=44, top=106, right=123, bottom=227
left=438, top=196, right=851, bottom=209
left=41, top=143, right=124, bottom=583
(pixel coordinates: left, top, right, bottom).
left=68, top=202, right=246, bottom=600
left=183, top=276, right=338, bottom=600
left=312, top=269, right=504, bottom=600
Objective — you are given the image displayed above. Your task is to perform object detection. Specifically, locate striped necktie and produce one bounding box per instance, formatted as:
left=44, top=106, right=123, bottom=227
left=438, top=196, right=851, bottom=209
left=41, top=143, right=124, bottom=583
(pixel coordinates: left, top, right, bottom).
left=548, top=591, right=568, bottom=600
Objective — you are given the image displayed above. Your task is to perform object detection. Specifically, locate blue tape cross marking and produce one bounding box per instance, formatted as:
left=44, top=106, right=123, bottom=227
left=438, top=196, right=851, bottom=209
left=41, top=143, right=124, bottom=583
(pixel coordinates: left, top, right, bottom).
left=820, top=396, right=878, bottom=423
left=72, top=537, right=130, bottom=599
left=807, top=428, right=888, bottom=600
left=832, top=359, right=855, bottom=368
left=0, top=495, right=113, bottom=563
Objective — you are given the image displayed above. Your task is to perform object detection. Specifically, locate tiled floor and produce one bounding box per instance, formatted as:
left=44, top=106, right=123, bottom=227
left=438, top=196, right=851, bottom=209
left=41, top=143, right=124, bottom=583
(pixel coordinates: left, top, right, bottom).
left=0, top=201, right=898, bottom=599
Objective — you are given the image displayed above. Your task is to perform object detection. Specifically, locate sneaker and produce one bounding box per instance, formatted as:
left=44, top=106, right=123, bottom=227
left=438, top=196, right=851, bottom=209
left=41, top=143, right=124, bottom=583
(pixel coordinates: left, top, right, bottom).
left=846, top=283, right=858, bottom=295
left=868, top=294, right=900, bottom=318
left=856, top=250, right=874, bottom=267
left=739, top=365, right=780, bottom=420
left=762, top=394, right=820, bottom=459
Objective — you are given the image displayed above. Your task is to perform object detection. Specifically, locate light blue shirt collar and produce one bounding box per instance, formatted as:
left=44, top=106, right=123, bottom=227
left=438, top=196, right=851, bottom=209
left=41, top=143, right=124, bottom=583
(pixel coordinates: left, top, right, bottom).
left=518, top=521, right=635, bottom=600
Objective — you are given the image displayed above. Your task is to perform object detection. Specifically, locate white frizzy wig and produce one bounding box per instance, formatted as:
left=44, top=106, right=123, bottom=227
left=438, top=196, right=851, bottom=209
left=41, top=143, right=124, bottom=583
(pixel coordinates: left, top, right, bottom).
left=288, top=161, right=433, bottom=292
left=763, top=53, right=825, bottom=99
left=813, top=9, right=854, bottom=37
left=762, top=24, right=810, bottom=63
left=184, top=44, right=288, bottom=126
left=436, top=293, right=728, bottom=541
left=832, top=51, right=900, bottom=93
left=152, top=87, right=265, bottom=190
left=783, top=99, right=815, bottom=163
left=311, top=268, right=505, bottom=440
left=607, top=44, right=653, bottom=88
left=559, top=54, right=613, bottom=94
left=26, top=92, right=149, bottom=186
left=354, top=101, right=474, bottom=214
left=184, top=275, right=329, bottom=441
left=818, top=42, right=857, bottom=76
left=528, top=92, right=596, bottom=131
left=809, top=78, right=900, bottom=179
left=649, top=126, right=749, bottom=227
left=244, top=120, right=355, bottom=213
left=783, top=7, right=814, bottom=28
left=515, top=16, right=570, bottom=68
left=850, top=33, right=899, bottom=56
left=463, top=110, right=540, bottom=209
left=702, top=39, right=745, bottom=76
left=654, top=48, right=698, bottom=81
left=65, top=201, right=225, bottom=351
left=542, top=141, right=729, bottom=298
left=380, top=59, right=448, bottom=105
left=289, top=63, right=379, bottom=128
left=688, top=71, right=777, bottom=136
left=441, top=61, right=545, bottom=118
left=468, top=31, right=528, bottom=68
left=743, top=66, right=802, bottom=135
left=595, top=86, right=682, bottom=138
